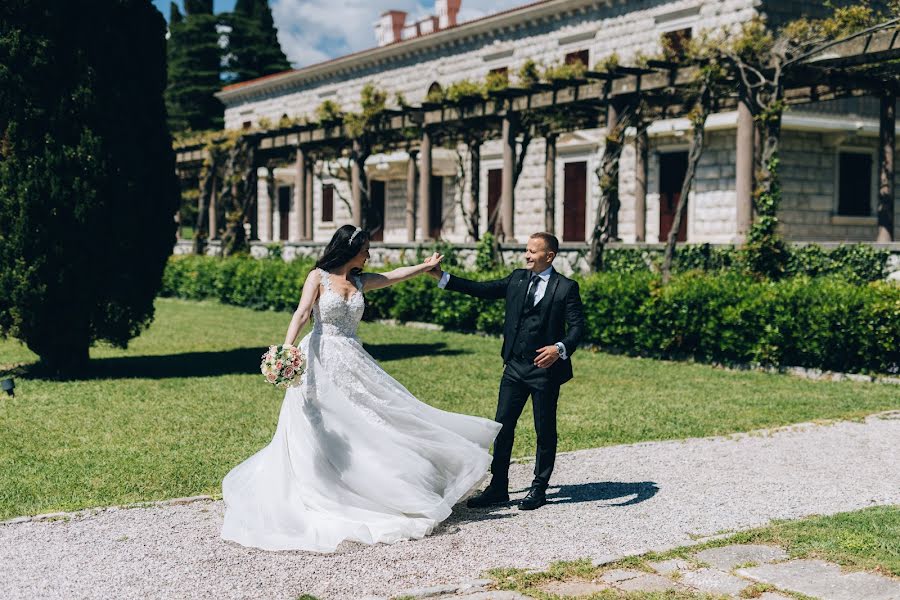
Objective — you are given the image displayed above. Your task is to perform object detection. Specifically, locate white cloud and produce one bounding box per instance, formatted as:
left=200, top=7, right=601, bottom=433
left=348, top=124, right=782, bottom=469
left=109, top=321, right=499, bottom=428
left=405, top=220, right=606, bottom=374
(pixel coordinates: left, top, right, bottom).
left=272, top=0, right=528, bottom=68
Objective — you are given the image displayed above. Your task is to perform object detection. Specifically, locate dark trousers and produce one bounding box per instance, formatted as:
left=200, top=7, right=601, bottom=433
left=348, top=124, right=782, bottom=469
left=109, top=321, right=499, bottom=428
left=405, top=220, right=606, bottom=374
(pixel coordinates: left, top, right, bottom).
left=490, top=356, right=561, bottom=492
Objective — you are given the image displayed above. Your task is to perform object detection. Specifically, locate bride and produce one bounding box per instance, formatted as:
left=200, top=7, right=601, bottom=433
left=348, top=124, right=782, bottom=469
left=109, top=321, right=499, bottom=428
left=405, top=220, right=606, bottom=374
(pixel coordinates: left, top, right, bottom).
left=221, top=224, right=502, bottom=552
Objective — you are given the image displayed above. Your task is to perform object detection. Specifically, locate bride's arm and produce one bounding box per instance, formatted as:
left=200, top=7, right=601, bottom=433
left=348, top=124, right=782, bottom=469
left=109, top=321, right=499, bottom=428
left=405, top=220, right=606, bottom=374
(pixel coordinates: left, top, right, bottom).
left=283, top=270, right=321, bottom=345
left=361, top=253, right=443, bottom=292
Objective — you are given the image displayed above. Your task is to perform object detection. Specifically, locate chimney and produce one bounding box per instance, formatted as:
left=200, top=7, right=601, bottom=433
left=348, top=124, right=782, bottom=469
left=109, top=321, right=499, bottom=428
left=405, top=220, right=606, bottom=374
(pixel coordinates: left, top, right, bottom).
left=375, top=10, right=407, bottom=46
left=436, top=0, right=461, bottom=29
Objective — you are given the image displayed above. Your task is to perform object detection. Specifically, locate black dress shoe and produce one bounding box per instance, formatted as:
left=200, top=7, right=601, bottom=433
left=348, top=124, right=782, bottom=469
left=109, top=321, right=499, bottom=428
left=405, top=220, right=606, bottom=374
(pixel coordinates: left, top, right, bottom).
left=466, top=486, right=509, bottom=508
left=518, top=487, right=547, bottom=511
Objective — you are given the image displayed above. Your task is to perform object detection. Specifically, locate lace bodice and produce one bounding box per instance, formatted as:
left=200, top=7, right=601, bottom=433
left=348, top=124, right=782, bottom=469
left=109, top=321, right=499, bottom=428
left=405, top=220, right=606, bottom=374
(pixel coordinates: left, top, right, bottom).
left=312, top=268, right=364, bottom=338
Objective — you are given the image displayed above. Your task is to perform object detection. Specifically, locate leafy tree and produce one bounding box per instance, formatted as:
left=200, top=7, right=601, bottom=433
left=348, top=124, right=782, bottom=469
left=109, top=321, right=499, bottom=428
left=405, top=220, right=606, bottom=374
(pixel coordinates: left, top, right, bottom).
left=0, top=0, right=180, bottom=376
left=166, top=0, right=223, bottom=132
left=224, top=0, right=291, bottom=84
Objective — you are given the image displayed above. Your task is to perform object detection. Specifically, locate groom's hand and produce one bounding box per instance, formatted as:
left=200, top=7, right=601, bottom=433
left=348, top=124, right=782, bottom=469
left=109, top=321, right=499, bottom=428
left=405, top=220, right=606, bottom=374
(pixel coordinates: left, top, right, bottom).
left=534, top=345, right=560, bottom=369
left=426, top=266, right=443, bottom=280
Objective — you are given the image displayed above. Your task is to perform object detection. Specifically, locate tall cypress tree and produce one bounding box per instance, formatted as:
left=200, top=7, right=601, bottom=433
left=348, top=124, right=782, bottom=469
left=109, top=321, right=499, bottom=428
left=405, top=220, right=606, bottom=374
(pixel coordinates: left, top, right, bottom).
left=0, top=0, right=180, bottom=376
left=165, top=0, right=222, bottom=132
left=225, top=0, right=291, bottom=84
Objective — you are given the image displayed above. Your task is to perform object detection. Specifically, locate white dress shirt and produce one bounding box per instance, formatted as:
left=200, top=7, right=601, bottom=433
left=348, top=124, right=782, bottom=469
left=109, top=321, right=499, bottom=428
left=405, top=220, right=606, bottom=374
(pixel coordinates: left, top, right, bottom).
left=437, top=266, right=568, bottom=360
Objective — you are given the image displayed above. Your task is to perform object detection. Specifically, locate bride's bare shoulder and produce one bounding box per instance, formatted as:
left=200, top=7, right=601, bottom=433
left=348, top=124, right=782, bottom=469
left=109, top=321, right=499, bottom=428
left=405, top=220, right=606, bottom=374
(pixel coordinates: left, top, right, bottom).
left=304, top=268, right=325, bottom=291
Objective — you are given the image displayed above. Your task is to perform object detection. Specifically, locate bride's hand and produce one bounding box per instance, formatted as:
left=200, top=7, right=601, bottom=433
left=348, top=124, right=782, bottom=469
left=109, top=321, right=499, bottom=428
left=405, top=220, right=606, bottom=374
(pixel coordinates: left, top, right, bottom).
left=422, top=252, right=443, bottom=270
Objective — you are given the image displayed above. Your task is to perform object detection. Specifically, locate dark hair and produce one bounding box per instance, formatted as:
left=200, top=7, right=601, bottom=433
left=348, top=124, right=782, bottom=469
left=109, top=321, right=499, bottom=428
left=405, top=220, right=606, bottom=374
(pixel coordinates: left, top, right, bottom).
left=315, top=225, right=371, bottom=272
left=529, top=231, right=559, bottom=254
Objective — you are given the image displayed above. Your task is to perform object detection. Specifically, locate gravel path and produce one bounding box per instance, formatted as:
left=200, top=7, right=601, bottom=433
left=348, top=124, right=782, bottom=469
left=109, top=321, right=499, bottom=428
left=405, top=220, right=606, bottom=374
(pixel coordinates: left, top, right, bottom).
left=2, top=413, right=899, bottom=600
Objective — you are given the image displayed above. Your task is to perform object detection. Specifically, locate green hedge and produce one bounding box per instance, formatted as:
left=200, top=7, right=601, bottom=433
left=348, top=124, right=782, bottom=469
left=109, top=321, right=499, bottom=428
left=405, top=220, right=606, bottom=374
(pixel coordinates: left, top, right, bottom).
left=161, top=255, right=900, bottom=375
left=601, top=243, right=889, bottom=282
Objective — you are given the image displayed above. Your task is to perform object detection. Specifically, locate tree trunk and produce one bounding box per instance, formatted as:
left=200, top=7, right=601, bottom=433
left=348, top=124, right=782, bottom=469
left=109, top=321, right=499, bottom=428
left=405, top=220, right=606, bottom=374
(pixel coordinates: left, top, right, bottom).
left=469, top=140, right=481, bottom=241
left=878, top=91, right=895, bottom=242
left=221, top=137, right=256, bottom=256
left=545, top=133, right=557, bottom=234
left=193, top=152, right=213, bottom=255
left=662, top=104, right=710, bottom=284
left=34, top=337, right=90, bottom=379
left=351, top=138, right=371, bottom=229
left=589, top=100, right=626, bottom=271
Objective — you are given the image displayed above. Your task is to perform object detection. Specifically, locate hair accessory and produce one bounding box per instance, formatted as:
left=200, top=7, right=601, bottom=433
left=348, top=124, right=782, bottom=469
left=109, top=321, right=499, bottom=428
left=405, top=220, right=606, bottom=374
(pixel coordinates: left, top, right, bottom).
left=348, top=227, right=362, bottom=245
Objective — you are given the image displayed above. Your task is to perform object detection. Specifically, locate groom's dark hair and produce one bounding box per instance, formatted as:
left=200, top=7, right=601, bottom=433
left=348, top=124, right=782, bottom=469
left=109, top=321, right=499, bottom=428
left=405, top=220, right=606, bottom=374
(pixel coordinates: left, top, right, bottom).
left=530, top=232, right=559, bottom=254
left=316, top=224, right=371, bottom=273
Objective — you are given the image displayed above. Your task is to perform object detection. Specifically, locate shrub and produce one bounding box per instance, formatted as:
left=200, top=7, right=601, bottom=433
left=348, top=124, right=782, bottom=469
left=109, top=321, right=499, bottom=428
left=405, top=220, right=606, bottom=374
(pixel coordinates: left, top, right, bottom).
left=161, top=256, right=900, bottom=374
left=1, top=2, right=179, bottom=375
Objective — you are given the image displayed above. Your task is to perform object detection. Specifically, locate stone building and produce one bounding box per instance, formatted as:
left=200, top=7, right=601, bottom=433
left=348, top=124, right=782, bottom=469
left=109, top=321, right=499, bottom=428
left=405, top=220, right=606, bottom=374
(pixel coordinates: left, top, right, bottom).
left=211, top=0, right=900, bottom=261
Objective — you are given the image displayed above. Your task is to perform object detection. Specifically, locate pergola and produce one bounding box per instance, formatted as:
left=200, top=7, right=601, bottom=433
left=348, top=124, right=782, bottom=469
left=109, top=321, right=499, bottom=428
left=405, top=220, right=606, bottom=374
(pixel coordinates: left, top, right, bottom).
left=174, top=21, right=900, bottom=248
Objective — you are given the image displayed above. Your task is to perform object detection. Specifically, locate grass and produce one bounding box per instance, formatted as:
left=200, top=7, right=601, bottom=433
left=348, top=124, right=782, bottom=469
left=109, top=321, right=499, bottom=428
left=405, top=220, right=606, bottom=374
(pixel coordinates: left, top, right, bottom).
left=722, top=505, right=900, bottom=578
left=1, top=298, right=899, bottom=520
left=485, top=506, right=899, bottom=598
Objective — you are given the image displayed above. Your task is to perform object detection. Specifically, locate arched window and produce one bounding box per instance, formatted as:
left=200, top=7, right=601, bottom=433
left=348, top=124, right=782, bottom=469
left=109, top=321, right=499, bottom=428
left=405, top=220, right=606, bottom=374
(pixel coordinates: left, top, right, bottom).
left=426, top=81, right=443, bottom=103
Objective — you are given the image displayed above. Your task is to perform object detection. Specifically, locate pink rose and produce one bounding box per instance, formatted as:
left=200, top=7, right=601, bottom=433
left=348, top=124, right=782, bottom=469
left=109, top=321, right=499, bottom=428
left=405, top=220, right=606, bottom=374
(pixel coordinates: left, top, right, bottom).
left=283, top=367, right=294, bottom=379
left=266, top=373, right=277, bottom=383
left=292, top=358, right=301, bottom=368
left=275, top=360, right=283, bottom=370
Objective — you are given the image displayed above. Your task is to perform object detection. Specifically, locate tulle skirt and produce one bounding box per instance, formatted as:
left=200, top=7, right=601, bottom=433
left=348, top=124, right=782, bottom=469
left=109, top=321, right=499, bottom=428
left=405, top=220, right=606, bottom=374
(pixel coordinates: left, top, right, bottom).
left=221, top=331, right=501, bottom=552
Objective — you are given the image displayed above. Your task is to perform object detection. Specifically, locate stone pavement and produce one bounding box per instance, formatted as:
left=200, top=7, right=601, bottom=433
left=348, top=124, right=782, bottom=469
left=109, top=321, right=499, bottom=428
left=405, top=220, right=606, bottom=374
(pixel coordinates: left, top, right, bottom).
left=403, top=544, right=900, bottom=599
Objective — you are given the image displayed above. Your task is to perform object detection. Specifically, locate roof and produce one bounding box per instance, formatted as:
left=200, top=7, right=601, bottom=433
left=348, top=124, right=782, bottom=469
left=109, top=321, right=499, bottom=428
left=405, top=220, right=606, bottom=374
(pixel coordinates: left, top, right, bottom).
left=216, top=0, right=600, bottom=103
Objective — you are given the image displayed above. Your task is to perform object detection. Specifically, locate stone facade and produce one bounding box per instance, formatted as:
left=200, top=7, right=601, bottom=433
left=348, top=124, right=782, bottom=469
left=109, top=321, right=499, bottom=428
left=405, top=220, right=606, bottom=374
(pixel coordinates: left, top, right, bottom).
left=214, top=0, right=899, bottom=247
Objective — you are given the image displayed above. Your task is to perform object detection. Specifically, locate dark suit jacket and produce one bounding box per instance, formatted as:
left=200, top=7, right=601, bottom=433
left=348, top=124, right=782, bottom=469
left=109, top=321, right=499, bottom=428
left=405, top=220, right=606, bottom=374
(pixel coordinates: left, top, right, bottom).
left=445, top=268, right=585, bottom=385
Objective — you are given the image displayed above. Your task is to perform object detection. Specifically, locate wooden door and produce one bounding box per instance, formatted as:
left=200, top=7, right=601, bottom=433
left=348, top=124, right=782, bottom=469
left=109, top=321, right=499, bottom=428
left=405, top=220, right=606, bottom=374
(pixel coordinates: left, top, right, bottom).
left=369, top=180, right=385, bottom=241
left=429, top=175, right=443, bottom=239
left=563, top=161, right=586, bottom=242
left=278, top=187, right=290, bottom=240
left=487, top=168, right=501, bottom=234
left=659, top=152, right=688, bottom=242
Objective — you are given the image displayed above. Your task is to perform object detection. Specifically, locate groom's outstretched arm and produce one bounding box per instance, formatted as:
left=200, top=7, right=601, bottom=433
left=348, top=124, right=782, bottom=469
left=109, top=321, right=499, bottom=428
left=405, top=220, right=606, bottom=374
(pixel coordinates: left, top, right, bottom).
left=432, top=269, right=512, bottom=300
left=560, top=281, right=585, bottom=356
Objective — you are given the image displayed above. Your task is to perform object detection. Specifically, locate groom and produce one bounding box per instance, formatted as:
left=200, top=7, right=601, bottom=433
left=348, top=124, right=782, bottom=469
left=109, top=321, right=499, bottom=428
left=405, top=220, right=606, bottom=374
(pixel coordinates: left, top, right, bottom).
left=429, top=232, right=585, bottom=510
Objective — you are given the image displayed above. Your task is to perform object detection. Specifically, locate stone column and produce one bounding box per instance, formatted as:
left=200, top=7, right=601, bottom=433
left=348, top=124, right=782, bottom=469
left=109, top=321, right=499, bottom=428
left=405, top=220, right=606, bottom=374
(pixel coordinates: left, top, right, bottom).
left=271, top=183, right=281, bottom=242
left=305, top=158, right=314, bottom=240
left=406, top=150, right=418, bottom=242
left=256, top=167, right=271, bottom=242
left=208, top=175, right=217, bottom=239
left=544, top=133, right=557, bottom=234
left=419, top=130, right=433, bottom=241
left=878, top=92, right=895, bottom=242
left=735, top=100, right=754, bottom=243
left=634, top=129, right=648, bottom=242
left=501, top=114, right=517, bottom=241
left=291, top=147, right=305, bottom=242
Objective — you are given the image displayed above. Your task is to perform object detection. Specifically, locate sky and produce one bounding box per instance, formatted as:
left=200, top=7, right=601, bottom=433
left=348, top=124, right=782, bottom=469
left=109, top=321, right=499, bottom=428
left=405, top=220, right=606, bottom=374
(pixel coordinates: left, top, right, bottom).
left=153, top=0, right=528, bottom=68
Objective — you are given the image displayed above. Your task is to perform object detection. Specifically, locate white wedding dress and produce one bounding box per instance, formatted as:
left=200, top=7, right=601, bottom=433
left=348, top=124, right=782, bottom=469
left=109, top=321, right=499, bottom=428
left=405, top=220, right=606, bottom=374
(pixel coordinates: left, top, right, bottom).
left=221, top=268, right=501, bottom=552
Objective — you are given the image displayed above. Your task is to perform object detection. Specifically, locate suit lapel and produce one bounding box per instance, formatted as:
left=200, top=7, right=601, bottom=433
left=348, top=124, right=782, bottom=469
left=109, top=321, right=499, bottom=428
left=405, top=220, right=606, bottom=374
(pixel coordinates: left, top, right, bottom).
left=512, top=270, right=530, bottom=323
left=539, top=270, right=560, bottom=323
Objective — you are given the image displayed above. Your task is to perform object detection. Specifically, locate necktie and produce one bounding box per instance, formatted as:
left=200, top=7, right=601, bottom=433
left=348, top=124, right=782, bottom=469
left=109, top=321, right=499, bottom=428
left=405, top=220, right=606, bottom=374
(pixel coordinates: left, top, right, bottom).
left=524, top=274, right=539, bottom=308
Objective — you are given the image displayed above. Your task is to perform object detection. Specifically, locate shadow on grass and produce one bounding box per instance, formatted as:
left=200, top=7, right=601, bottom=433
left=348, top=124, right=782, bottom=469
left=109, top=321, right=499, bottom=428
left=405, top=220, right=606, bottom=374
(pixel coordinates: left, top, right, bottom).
left=19, top=343, right=470, bottom=381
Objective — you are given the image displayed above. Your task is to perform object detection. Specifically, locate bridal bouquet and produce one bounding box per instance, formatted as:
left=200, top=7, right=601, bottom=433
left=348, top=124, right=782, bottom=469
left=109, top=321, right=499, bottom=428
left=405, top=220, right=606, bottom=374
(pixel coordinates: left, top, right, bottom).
left=260, top=344, right=306, bottom=388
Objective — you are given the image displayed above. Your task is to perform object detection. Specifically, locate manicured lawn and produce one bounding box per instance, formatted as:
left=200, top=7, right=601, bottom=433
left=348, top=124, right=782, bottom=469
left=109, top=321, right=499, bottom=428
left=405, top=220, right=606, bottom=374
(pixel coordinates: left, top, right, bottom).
left=0, top=298, right=898, bottom=520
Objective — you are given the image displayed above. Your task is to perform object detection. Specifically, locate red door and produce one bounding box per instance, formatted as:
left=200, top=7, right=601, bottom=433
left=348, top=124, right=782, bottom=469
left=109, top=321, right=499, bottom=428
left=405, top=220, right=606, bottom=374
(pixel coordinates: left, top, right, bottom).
left=487, top=168, right=501, bottom=234
left=369, top=180, right=385, bottom=241
left=563, top=161, right=586, bottom=242
left=278, top=187, right=290, bottom=240
left=659, top=152, right=688, bottom=242
left=429, top=175, right=443, bottom=239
